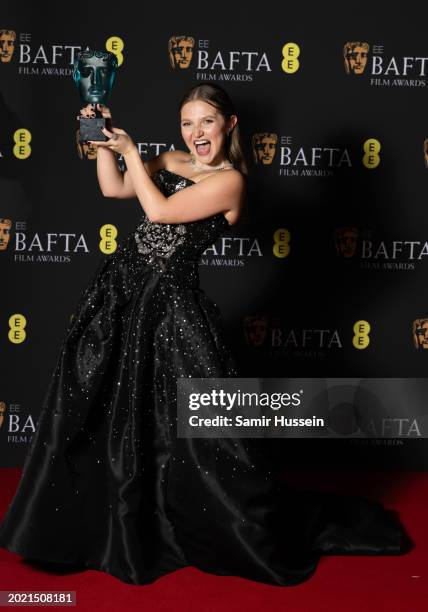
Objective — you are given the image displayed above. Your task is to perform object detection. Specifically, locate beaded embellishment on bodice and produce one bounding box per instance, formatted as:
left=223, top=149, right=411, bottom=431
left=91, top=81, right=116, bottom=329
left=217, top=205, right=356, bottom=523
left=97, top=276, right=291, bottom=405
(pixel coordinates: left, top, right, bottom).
left=134, top=219, right=187, bottom=259
left=133, top=169, right=230, bottom=269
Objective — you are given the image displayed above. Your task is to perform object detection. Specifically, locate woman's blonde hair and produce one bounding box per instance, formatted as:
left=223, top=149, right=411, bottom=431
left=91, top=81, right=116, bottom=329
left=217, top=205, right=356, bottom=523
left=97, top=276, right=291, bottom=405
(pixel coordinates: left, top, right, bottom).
left=179, top=83, right=248, bottom=176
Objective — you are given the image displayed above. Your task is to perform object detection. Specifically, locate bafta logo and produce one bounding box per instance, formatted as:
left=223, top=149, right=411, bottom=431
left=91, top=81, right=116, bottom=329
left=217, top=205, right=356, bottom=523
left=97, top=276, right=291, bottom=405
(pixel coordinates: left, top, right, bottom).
left=0, top=29, right=16, bottom=63
left=76, top=129, right=97, bottom=160
left=0, top=218, right=12, bottom=251
left=252, top=133, right=278, bottom=165
left=335, top=227, right=358, bottom=258
left=244, top=316, right=268, bottom=347
left=343, top=42, right=369, bottom=75
left=423, top=139, right=428, bottom=168
left=413, top=319, right=428, bottom=349
left=168, top=36, right=195, bottom=69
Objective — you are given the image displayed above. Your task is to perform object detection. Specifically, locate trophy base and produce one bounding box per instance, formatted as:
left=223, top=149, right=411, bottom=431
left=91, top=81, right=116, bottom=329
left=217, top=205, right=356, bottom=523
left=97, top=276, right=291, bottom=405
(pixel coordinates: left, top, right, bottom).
left=78, top=117, right=108, bottom=143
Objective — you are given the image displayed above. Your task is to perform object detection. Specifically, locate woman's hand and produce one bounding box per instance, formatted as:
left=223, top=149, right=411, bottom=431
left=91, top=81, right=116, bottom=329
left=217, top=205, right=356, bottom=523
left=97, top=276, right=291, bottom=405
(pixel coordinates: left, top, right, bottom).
left=88, top=104, right=135, bottom=154
left=97, top=103, right=111, bottom=118
left=88, top=126, right=135, bottom=156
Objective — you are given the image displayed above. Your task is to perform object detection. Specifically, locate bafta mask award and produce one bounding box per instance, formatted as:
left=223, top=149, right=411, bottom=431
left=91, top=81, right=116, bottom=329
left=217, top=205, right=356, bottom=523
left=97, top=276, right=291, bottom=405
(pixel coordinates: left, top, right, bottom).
left=73, top=49, right=118, bottom=142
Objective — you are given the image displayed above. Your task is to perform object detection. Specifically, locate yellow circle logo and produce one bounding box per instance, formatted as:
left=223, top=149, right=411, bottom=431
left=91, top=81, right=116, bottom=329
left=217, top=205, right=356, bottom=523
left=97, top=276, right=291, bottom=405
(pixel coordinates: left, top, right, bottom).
left=106, top=36, right=124, bottom=66
left=281, top=43, right=300, bottom=73
left=13, top=129, right=31, bottom=159
left=100, top=224, right=118, bottom=254
left=273, top=228, right=290, bottom=258
left=363, top=138, right=381, bottom=169
left=8, top=313, right=27, bottom=343
left=353, top=320, right=371, bottom=349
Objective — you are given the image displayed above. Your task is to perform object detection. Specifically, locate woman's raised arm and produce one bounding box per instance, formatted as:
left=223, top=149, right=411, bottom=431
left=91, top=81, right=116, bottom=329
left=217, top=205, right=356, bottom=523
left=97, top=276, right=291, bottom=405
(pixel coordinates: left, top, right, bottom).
left=91, top=103, right=170, bottom=200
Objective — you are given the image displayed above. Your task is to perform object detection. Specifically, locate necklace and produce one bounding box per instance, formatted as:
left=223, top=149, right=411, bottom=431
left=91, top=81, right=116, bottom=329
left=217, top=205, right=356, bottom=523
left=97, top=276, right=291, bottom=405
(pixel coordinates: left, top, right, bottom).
left=190, top=155, right=234, bottom=172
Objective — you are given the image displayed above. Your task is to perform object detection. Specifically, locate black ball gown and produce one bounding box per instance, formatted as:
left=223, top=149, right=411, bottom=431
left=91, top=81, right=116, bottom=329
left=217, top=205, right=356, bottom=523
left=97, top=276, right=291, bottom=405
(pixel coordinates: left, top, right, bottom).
left=0, top=168, right=411, bottom=586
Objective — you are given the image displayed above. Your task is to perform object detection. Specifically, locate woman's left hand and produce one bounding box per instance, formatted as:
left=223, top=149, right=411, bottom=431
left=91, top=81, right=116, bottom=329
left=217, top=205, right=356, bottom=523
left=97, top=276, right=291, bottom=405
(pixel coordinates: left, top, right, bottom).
left=88, top=126, right=135, bottom=155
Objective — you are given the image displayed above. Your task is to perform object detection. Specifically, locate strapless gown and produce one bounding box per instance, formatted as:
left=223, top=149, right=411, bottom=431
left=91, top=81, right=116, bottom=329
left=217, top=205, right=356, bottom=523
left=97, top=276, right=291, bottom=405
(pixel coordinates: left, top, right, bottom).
left=0, top=168, right=412, bottom=586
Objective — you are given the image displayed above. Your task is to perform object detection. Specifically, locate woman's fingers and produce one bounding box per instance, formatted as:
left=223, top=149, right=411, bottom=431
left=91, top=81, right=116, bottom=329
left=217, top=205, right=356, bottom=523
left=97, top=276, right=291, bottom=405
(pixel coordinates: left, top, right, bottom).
left=100, top=126, right=115, bottom=139
left=87, top=129, right=119, bottom=146
left=97, top=103, right=112, bottom=118
left=87, top=140, right=114, bottom=147
left=88, top=126, right=119, bottom=141
left=86, top=125, right=131, bottom=151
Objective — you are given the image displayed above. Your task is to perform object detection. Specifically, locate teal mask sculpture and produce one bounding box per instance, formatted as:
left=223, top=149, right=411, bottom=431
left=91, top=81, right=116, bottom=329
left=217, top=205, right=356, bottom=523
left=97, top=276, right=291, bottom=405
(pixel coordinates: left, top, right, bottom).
left=73, top=49, right=118, bottom=143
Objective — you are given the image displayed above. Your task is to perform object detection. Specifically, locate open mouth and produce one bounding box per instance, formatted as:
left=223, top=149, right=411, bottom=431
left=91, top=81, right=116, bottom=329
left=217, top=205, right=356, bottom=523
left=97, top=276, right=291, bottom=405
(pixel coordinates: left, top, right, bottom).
left=194, top=139, right=211, bottom=156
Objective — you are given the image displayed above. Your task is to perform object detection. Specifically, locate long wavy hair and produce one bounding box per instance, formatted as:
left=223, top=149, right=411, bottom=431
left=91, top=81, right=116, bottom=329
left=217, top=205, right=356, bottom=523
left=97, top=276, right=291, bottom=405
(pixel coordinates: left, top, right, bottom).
left=178, top=83, right=248, bottom=176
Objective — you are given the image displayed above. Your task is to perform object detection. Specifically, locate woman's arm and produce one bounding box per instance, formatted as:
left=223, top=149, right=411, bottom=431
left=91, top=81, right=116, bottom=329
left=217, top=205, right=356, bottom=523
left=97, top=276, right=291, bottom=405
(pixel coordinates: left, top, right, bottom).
left=123, top=145, right=245, bottom=224
left=95, top=146, right=132, bottom=198
left=96, top=148, right=172, bottom=200
left=90, top=103, right=170, bottom=200
left=91, top=125, right=245, bottom=224
left=90, top=104, right=132, bottom=199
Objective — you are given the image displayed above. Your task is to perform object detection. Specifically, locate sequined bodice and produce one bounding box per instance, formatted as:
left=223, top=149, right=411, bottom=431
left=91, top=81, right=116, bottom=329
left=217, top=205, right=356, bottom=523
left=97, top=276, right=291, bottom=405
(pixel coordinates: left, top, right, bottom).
left=134, top=169, right=230, bottom=271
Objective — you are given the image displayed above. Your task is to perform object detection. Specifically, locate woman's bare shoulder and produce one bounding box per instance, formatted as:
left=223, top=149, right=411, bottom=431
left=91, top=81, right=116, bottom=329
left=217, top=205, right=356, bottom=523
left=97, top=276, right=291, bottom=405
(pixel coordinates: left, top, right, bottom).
left=168, top=152, right=246, bottom=185
left=144, top=149, right=189, bottom=176
left=165, top=149, right=192, bottom=171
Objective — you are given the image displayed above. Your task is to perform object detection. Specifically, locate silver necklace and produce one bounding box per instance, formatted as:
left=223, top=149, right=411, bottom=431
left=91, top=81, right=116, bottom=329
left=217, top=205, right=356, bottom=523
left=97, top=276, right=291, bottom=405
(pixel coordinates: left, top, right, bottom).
left=190, top=155, right=233, bottom=172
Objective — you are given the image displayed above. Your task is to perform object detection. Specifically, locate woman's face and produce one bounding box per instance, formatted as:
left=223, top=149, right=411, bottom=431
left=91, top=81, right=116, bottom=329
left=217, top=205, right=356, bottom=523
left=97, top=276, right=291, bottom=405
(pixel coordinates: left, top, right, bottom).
left=180, top=99, right=236, bottom=166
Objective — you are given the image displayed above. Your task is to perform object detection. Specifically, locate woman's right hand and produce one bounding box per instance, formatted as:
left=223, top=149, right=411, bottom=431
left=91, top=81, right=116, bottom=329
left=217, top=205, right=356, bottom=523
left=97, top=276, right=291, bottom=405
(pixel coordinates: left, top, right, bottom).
left=97, top=103, right=112, bottom=123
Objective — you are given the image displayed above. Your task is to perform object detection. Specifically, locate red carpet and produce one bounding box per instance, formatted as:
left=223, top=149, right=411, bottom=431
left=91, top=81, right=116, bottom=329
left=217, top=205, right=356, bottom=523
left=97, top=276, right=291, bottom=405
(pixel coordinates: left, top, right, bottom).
left=0, top=468, right=425, bottom=611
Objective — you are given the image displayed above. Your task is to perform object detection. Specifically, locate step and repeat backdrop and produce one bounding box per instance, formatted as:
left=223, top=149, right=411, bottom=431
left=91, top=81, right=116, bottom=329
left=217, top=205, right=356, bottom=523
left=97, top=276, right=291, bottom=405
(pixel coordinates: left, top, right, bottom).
left=1, top=4, right=427, bottom=468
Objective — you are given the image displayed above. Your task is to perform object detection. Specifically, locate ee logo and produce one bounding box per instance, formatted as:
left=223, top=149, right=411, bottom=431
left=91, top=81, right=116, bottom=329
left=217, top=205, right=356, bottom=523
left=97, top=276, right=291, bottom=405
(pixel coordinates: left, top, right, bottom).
left=13, top=129, right=31, bottom=159
left=363, top=138, right=381, bottom=169
left=100, top=224, right=118, bottom=254
left=353, top=320, right=370, bottom=349
left=8, top=314, right=27, bottom=343
left=273, top=228, right=290, bottom=258
left=281, top=43, right=300, bottom=74
left=106, top=36, right=124, bottom=67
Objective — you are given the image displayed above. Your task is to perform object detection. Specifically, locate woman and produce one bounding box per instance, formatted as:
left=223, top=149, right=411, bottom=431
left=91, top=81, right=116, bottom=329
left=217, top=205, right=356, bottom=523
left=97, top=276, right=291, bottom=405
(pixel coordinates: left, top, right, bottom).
left=0, top=84, right=410, bottom=587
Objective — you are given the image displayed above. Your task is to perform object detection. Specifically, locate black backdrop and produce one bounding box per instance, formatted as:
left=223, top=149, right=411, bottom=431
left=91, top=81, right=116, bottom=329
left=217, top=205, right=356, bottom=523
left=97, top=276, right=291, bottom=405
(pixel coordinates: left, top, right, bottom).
left=1, top=2, right=427, bottom=468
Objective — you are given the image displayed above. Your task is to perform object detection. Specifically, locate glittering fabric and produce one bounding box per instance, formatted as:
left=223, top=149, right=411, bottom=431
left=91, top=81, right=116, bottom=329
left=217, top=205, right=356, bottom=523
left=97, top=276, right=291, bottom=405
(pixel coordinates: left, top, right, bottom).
left=0, top=169, right=409, bottom=586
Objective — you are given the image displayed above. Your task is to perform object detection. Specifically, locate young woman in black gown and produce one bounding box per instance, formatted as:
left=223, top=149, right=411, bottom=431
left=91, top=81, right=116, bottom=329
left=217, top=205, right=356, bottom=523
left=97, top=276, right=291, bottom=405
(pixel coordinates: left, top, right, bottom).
left=0, top=83, right=411, bottom=586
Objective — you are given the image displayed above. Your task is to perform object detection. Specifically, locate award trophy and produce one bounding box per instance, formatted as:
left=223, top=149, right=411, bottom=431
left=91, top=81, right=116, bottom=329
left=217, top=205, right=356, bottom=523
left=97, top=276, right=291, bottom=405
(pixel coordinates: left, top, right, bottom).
left=73, top=49, right=118, bottom=143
